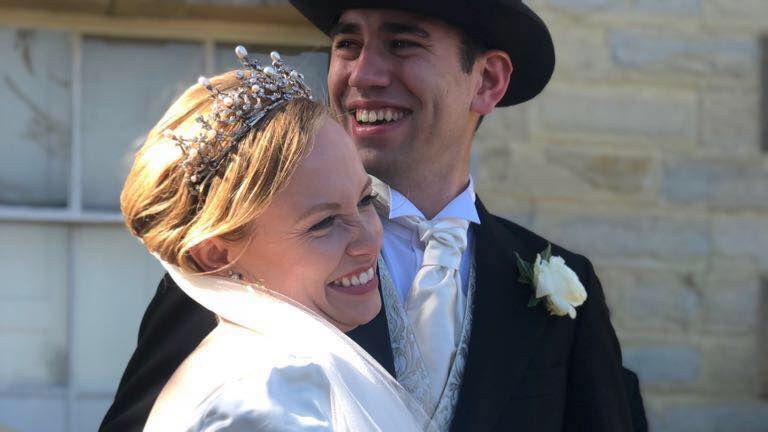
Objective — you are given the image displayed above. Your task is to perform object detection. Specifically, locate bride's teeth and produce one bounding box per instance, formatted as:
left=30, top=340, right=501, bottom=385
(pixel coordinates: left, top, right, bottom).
left=384, top=109, right=393, bottom=121
left=367, top=267, right=374, bottom=279
left=377, top=109, right=385, bottom=120
left=351, top=275, right=360, bottom=285
left=342, top=277, right=351, bottom=287
left=359, top=271, right=370, bottom=284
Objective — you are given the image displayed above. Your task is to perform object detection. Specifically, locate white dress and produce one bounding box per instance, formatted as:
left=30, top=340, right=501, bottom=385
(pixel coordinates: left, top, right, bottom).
left=144, top=261, right=432, bottom=432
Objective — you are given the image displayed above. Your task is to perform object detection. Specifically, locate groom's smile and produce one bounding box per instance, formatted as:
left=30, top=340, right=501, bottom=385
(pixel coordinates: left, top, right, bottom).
left=346, top=101, right=413, bottom=138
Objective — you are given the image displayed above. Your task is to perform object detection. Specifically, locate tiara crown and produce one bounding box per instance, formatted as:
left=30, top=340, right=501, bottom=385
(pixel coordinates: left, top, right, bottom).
left=163, top=46, right=313, bottom=195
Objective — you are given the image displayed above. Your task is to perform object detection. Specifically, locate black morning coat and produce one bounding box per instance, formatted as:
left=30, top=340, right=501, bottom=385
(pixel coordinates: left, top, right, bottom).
left=100, top=199, right=648, bottom=431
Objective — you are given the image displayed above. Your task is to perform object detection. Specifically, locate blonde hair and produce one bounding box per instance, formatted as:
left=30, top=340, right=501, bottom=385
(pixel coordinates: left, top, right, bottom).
left=121, top=70, right=327, bottom=272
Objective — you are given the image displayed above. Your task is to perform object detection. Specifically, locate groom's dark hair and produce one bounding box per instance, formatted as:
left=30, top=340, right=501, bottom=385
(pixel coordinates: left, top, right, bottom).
left=459, top=31, right=489, bottom=74
left=458, top=31, right=489, bottom=130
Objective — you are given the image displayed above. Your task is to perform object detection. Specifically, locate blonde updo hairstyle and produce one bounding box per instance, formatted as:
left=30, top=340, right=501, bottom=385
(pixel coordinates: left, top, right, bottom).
left=121, top=71, right=327, bottom=272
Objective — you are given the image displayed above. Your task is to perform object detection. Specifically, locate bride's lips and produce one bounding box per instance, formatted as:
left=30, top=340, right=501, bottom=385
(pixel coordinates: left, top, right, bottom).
left=327, top=265, right=378, bottom=296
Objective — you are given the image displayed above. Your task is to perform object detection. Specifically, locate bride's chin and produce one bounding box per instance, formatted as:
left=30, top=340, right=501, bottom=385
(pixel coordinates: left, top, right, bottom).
left=323, top=284, right=381, bottom=328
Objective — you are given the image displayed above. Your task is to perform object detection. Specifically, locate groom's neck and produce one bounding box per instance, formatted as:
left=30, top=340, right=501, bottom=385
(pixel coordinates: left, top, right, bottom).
left=384, top=163, right=471, bottom=220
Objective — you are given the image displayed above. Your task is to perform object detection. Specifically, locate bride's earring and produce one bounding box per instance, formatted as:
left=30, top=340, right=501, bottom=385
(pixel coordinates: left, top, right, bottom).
left=227, top=270, right=243, bottom=281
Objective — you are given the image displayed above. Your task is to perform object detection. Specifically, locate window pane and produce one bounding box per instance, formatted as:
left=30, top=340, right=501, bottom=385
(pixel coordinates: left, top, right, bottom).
left=0, top=395, right=66, bottom=432
left=0, top=223, right=68, bottom=388
left=215, top=43, right=329, bottom=103
left=72, top=225, right=163, bottom=392
left=81, top=38, right=204, bottom=211
left=0, top=27, right=71, bottom=207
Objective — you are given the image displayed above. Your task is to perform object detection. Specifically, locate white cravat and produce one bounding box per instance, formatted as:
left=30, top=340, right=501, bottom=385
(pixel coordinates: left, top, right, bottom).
left=403, top=216, right=469, bottom=407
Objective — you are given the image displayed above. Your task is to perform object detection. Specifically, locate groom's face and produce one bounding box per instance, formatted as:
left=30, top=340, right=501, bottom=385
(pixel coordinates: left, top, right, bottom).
left=327, top=9, right=478, bottom=185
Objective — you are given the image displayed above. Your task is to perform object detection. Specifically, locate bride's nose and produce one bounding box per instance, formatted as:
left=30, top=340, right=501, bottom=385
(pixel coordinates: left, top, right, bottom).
left=345, top=216, right=382, bottom=258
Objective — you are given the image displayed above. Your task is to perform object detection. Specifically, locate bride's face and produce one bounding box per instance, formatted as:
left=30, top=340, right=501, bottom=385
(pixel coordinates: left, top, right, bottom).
left=234, top=117, right=383, bottom=332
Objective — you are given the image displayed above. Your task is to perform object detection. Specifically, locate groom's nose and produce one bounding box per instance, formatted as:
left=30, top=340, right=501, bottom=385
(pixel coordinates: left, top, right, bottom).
left=348, top=45, right=391, bottom=90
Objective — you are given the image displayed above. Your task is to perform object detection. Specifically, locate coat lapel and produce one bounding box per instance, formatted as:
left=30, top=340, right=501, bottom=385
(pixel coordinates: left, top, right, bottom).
left=450, top=199, right=550, bottom=431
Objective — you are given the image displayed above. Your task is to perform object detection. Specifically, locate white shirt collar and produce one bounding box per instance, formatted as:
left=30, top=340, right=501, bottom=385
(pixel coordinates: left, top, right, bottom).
left=374, top=176, right=480, bottom=224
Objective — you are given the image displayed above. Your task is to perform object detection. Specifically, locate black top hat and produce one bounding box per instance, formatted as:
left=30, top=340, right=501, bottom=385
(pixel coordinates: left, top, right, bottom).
left=288, top=0, right=555, bottom=106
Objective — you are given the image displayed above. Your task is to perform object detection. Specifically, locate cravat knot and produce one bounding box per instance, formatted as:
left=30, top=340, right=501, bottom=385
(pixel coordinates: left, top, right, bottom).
left=404, top=216, right=468, bottom=271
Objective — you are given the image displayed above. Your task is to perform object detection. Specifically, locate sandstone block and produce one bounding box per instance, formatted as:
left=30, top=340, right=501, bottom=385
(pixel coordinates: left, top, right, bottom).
left=536, top=84, right=697, bottom=145
left=712, top=215, right=768, bottom=268
left=634, top=0, right=701, bottom=15
left=610, top=30, right=758, bottom=79
left=623, top=345, right=700, bottom=386
left=700, top=89, right=761, bottom=155
left=703, top=0, right=768, bottom=28
left=598, top=267, right=700, bottom=332
left=533, top=209, right=710, bottom=259
left=653, top=400, right=768, bottom=432
left=662, top=158, right=768, bottom=210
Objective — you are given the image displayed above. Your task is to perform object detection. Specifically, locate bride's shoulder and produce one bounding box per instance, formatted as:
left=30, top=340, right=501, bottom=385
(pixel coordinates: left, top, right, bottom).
left=187, top=359, right=334, bottom=431
left=147, top=322, right=334, bottom=431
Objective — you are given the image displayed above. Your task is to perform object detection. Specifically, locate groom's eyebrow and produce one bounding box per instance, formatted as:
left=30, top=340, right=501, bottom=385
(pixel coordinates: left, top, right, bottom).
left=329, top=22, right=360, bottom=38
left=329, top=21, right=430, bottom=39
left=380, top=22, right=430, bottom=39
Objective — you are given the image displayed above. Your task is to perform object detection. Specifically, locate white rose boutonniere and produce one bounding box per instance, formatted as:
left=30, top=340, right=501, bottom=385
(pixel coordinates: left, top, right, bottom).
left=515, top=244, right=587, bottom=319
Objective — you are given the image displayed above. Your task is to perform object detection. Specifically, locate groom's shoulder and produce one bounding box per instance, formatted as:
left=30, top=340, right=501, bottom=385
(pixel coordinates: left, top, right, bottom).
left=483, top=211, right=595, bottom=278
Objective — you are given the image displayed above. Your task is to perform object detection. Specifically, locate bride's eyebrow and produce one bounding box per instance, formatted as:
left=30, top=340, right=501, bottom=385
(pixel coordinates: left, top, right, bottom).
left=296, top=202, right=341, bottom=224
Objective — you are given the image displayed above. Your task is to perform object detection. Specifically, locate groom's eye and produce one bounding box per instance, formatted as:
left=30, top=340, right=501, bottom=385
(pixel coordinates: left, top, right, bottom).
left=391, top=39, right=420, bottom=50
left=333, top=39, right=357, bottom=50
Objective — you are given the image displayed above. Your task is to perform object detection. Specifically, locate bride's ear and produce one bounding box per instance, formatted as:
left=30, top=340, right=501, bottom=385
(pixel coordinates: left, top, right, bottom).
left=470, top=49, right=513, bottom=115
left=189, top=238, right=232, bottom=272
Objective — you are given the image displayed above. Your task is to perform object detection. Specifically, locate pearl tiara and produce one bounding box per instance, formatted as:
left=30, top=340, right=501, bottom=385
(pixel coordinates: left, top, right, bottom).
left=163, top=45, right=313, bottom=195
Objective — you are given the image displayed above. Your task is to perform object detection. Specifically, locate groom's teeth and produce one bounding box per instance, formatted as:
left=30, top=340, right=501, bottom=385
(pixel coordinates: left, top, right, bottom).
left=355, top=108, right=407, bottom=124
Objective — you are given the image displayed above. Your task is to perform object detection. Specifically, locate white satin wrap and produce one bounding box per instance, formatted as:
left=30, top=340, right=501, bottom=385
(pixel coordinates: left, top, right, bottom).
left=143, top=260, right=432, bottom=432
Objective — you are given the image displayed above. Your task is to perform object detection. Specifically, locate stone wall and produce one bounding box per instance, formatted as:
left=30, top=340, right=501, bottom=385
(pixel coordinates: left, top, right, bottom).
left=474, top=1, right=768, bottom=431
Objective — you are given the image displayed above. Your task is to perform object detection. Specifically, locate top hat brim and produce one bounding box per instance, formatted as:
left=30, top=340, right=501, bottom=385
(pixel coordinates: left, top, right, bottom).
left=288, top=0, right=555, bottom=106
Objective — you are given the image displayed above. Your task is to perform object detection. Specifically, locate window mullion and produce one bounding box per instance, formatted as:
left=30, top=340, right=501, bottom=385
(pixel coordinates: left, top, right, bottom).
left=204, top=38, right=215, bottom=76
left=66, top=31, right=82, bottom=432
left=68, top=32, right=83, bottom=215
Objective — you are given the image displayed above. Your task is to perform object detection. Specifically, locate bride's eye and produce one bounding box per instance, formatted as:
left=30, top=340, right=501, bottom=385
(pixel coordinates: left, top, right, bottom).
left=358, top=192, right=377, bottom=207
left=309, top=215, right=336, bottom=232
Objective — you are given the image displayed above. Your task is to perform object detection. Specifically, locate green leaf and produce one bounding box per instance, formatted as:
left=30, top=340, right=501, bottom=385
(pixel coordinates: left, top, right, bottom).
left=541, top=243, right=552, bottom=262
left=527, top=295, right=542, bottom=308
left=515, top=252, right=533, bottom=283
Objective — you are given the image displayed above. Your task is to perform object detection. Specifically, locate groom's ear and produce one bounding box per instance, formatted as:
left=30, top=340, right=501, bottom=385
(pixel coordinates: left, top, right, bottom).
left=470, top=49, right=513, bottom=115
left=189, top=238, right=232, bottom=272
